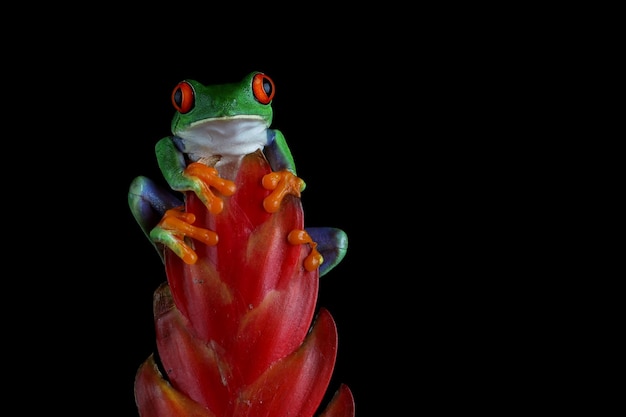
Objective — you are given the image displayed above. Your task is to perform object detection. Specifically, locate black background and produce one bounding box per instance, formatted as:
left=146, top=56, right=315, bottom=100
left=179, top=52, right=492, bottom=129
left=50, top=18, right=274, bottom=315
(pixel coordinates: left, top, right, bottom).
left=9, top=18, right=540, bottom=416
left=31, top=40, right=425, bottom=415
left=8, top=4, right=616, bottom=414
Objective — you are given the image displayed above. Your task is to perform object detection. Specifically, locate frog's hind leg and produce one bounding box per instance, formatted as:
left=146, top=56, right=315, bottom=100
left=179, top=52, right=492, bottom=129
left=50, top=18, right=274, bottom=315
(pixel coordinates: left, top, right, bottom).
left=305, top=227, right=348, bottom=277
left=128, top=175, right=183, bottom=254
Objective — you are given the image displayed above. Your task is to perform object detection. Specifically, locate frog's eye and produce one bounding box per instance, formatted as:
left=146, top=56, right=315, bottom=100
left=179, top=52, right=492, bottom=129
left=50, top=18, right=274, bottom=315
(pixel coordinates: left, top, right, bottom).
left=172, top=81, right=195, bottom=114
left=252, top=73, right=275, bottom=104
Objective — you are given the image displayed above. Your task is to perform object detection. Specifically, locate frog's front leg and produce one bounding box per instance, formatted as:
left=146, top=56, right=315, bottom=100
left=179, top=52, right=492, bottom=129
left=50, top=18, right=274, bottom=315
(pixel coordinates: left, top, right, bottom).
left=156, top=137, right=237, bottom=214
left=150, top=207, right=218, bottom=265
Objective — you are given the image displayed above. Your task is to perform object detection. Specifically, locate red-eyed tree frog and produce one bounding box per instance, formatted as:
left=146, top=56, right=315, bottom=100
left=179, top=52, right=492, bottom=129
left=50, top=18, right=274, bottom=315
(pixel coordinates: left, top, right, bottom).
left=128, top=71, right=347, bottom=276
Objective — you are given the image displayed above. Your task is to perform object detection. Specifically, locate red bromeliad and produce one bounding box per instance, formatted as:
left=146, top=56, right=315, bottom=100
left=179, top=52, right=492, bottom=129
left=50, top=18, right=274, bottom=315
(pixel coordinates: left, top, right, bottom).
left=128, top=72, right=353, bottom=416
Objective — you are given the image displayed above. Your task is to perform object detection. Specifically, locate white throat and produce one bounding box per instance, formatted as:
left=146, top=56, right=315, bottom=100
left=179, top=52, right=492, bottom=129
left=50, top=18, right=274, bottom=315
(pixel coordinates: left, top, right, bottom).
left=179, top=116, right=269, bottom=164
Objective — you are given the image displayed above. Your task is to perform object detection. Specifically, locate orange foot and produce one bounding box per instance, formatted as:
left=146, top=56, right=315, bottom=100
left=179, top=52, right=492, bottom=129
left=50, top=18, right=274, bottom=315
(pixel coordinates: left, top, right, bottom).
left=184, top=162, right=237, bottom=214
left=261, top=170, right=306, bottom=213
left=150, top=206, right=218, bottom=264
left=288, top=229, right=323, bottom=272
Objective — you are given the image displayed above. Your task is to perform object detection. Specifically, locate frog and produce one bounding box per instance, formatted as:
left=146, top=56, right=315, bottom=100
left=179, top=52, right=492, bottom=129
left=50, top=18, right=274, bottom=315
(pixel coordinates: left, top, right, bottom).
left=128, top=71, right=347, bottom=277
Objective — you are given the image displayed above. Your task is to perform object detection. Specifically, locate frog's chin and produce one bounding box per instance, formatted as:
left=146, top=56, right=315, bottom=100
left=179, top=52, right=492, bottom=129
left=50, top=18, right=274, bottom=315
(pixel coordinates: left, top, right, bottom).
left=177, top=117, right=270, bottom=161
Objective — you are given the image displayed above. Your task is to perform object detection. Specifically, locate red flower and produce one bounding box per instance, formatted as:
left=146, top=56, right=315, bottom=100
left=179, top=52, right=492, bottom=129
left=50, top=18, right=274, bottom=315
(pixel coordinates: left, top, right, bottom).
left=134, top=150, right=354, bottom=417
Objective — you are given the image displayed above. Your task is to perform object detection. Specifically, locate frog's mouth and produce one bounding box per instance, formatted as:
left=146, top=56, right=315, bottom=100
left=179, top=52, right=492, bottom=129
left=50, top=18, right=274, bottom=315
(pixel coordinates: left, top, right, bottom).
left=178, top=116, right=270, bottom=161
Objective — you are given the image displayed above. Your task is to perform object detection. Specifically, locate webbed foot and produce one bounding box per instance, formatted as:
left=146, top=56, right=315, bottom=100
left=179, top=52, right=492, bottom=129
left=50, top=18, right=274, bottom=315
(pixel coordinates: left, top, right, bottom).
left=261, top=170, right=306, bottom=213
left=150, top=206, right=218, bottom=264
left=288, top=229, right=324, bottom=272
left=184, top=162, right=237, bottom=214
left=288, top=227, right=348, bottom=277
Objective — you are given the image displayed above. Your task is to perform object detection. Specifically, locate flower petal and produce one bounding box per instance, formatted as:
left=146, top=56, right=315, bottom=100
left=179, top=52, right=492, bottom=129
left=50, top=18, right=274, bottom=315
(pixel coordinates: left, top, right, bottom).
left=134, top=354, right=217, bottom=417
left=234, top=308, right=339, bottom=417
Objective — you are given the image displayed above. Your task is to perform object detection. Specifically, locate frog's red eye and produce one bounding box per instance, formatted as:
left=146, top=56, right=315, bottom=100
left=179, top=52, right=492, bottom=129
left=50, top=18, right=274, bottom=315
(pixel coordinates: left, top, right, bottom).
left=172, top=81, right=195, bottom=114
left=252, top=73, right=275, bottom=104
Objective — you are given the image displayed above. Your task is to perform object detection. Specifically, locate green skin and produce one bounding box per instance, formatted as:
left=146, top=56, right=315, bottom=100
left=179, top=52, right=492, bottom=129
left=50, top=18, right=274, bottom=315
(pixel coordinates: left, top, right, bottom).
left=128, top=71, right=347, bottom=277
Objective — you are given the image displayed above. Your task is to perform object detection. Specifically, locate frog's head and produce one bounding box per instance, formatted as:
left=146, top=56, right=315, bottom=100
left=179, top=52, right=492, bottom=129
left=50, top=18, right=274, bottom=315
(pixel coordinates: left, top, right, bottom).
left=170, top=71, right=275, bottom=158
